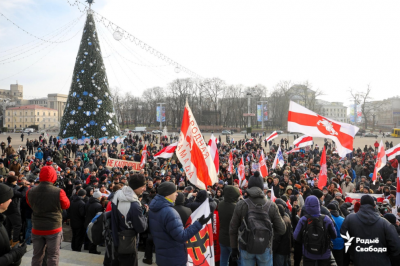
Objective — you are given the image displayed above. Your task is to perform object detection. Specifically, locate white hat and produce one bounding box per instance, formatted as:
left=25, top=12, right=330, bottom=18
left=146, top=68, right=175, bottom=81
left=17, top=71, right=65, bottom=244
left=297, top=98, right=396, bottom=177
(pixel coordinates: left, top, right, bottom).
left=93, top=189, right=102, bottom=199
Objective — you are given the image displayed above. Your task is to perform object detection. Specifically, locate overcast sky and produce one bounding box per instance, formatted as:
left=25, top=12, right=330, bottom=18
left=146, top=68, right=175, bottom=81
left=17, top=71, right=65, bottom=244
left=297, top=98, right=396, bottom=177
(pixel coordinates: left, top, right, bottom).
left=1, top=0, right=400, bottom=107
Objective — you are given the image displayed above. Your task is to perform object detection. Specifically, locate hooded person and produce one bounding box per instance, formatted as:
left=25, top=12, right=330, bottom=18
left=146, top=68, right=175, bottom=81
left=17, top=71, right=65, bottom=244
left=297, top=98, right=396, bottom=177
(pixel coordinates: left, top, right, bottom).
left=340, top=195, right=400, bottom=265
left=148, top=181, right=212, bottom=266
left=273, top=204, right=292, bottom=266
left=173, top=192, right=192, bottom=226
left=69, top=189, right=86, bottom=252
left=218, top=185, right=241, bottom=266
left=0, top=183, right=27, bottom=266
left=26, top=166, right=70, bottom=266
left=110, top=174, right=148, bottom=265
left=185, top=190, right=217, bottom=214
left=293, top=196, right=337, bottom=264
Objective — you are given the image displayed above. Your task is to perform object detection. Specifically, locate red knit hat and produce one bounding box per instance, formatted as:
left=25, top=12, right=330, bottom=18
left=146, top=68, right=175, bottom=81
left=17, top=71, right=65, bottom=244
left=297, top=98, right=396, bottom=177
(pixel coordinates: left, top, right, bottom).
left=354, top=202, right=361, bottom=213
left=39, top=166, right=57, bottom=183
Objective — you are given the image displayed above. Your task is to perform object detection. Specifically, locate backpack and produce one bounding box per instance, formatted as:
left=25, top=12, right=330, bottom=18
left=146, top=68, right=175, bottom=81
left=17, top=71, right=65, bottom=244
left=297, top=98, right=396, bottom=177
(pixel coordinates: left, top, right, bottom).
left=238, top=198, right=273, bottom=254
left=302, top=214, right=331, bottom=255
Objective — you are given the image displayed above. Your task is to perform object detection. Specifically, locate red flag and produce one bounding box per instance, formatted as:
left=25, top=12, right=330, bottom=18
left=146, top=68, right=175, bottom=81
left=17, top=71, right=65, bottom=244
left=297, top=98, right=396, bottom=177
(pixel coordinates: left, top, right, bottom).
left=139, top=144, right=147, bottom=169
left=286, top=200, right=292, bottom=212
left=153, top=142, right=178, bottom=159
left=372, top=140, right=386, bottom=184
left=259, top=150, right=268, bottom=177
left=238, top=156, right=247, bottom=188
left=288, top=101, right=359, bottom=157
left=228, top=151, right=234, bottom=174
left=318, top=146, right=327, bottom=190
left=208, top=134, right=219, bottom=174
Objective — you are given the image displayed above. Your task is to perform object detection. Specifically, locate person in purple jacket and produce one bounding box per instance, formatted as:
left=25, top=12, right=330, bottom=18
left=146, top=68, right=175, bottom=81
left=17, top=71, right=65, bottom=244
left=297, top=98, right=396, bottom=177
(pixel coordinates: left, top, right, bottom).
left=293, top=195, right=337, bottom=266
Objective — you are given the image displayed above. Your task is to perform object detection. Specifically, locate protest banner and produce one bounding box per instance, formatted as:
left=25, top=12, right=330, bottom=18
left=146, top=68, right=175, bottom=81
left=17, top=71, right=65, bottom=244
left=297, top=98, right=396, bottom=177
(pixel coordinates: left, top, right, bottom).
left=106, top=158, right=141, bottom=171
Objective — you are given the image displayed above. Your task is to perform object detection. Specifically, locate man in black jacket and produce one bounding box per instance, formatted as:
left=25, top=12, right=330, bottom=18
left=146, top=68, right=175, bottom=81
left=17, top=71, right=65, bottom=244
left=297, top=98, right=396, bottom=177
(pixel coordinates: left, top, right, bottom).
left=173, top=192, right=192, bottom=225
left=218, top=185, right=240, bottom=266
left=0, top=183, right=27, bottom=266
left=4, top=176, right=24, bottom=248
left=341, top=195, right=400, bottom=265
left=69, top=189, right=86, bottom=252
left=84, top=190, right=103, bottom=254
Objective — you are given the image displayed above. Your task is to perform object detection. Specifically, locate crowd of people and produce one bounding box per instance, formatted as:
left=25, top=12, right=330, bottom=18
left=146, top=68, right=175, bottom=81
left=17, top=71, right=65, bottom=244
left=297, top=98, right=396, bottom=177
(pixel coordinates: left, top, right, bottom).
left=0, top=132, right=399, bottom=266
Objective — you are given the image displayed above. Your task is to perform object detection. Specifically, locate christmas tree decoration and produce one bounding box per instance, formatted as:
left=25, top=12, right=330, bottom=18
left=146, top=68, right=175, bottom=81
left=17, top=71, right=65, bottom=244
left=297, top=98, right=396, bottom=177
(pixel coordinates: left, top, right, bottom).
left=59, top=9, right=119, bottom=139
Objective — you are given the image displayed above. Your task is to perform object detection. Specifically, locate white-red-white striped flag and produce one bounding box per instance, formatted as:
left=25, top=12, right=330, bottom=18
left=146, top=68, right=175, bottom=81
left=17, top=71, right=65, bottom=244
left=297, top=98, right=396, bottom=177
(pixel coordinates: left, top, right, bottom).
left=293, top=135, right=313, bottom=148
left=286, top=147, right=300, bottom=154
left=153, top=142, right=178, bottom=159
left=372, top=140, right=386, bottom=184
left=139, top=144, right=147, bottom=169
left=265, top=131, right=278, bottom=142
left=259, top=150, right=268, bottom=177
left=208, top=134, right=219, bottom=174
left=288, top=101, right=359, bottom=157
left=228, top=151, right=234, bottom=174
left=238, top=156, right=247, bottom=188
left=386, top=143, right=400, bottom=161
left=396, top=164, right=400, bottom=207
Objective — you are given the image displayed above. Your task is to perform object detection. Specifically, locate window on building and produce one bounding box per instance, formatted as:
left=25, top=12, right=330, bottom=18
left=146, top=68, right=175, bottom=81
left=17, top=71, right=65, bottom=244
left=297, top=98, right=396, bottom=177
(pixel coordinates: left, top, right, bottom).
left=43, top=112, right=45, bottom=116
left=20, top=125, right=21, bottom=128
left=7, top=112, right=9, bottom=116
left=50, top=102, right=54, bottom=109
left=37, top=112, right=39, bottom=115
left=44, top=125, right=46, bottom=129
left=31, top=118, right=33, bottom=122
left=7, top=118, right=10, bottom=122
left=20, top=112, right=22, bottom=115
left=25, top=118, right=27, bottom=122
left=48, top=112, right=50, bottom=116
left=37, top=118, right=39, bottom=122
left=7, top=125, right=9, bottom=128
left=54, top=113, right=56, bottom=116
left=25, top=112, right=27, bottom=115
left=31, top=112, right=33, bottom=115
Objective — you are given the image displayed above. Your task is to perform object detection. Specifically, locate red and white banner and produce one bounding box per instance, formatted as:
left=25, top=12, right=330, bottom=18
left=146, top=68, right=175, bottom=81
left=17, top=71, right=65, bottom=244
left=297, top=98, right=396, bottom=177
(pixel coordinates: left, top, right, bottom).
left=185, top=198, right=214, bottom=266
left=288, top=101, right=359, bottom=157
left=286, top=147, right=300, bottom=154
left=386, top=143, right=400, bottom=161
left=396, top=164, right=400, bottom=207
left=293, top=135, right=313, bottom=148
left=177, top=102, right=218, bottom=190
left=139, top=144, right=147, bottom=169
left=345, top=193, right=384, bottom=203
left=153, top=142, right=178, bottom=159
left=259, top=150, right=268, bottom=177
left=105, top=158, right=141, bottom=171
left=228, top=151, right=234, bottom=174
left=208, top=134, right=219, bottom=174
left=245, top=138, right=254, bottom=144
left=318, top=146, right=327, bottom=190
left=238, top=156, right=247, bottom=188
left=372, top=140, right=386, bottom=184
left=265, top=131, right=278, bottom=142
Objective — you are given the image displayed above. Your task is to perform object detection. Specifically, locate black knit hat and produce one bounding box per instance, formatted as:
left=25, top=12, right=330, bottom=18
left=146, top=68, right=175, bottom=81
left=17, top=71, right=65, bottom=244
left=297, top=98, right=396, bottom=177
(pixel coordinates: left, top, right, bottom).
left=360, top=195, right=375, bottom=206
left=0, top=183, right=13, bottom=204
left=157, top=182, right=177, bottom=197
left=129, top=174, right=146, bottom=190
left=248, top=175, right=264, bottom=191
left=384, top=213, right=396, bottom=225
left=77, top=189, right=87, bottom=197
left=327, top=203, right=338, bottom=210
left=311, top=189, right=324, bottom=199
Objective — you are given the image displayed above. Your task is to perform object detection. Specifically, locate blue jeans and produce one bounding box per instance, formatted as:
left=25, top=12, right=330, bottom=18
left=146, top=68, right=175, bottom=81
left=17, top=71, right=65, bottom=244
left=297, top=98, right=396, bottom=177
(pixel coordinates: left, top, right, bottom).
left=25, top=218, right=32, bottom=245
left=273, top=254, right=290, bottom=266
left=220, top=243, right=241, bottom=266
left=240, top=248, right=273, bottom=266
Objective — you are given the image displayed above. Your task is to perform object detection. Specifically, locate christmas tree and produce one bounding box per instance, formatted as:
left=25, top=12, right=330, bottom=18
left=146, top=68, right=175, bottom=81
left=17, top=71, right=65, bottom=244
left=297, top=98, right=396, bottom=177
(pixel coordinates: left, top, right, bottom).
left=59, top=10, right=119, bottom=139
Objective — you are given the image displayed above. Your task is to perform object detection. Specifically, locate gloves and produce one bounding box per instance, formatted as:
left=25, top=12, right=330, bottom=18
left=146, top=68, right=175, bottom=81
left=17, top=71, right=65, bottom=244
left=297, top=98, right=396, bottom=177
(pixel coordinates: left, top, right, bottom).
left=198, top=213, right=213, bottom=225
left=231, top=248, right=240, bottom=261
left=9, top=243, right=27, bottom=263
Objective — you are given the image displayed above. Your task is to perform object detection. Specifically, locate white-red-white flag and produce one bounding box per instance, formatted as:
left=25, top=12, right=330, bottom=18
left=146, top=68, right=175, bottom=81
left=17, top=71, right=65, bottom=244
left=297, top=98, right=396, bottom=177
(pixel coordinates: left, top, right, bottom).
left=288, top=101, right=359, bottom=157
left=238, top=156, right=247, bottom=188
left=228, top=151, right=234, bottom=174
left=372, top=140, right=386, bottom=184
left=386, top=143, right=400, bottom=161
left=265, top=131, right=278, bottom=142
left=286, top=147, right=300, bottom=154
left=208, top=134, right=219, bottom=174
left=345, top=193, right=384, bottom=203
left=269, top=187, right=277, bottom=202
left=396, top=164, right=400, bottom=207
left=271, top=146, right=284, bottom=169
left=153, top=142, right=178, bottom=159
left=185, top=198, right=214, bottom=266
left=259, top=150, right=268, bottom=177
left=293, top=135, right=313, bottom=148
left=139, top=144, right=147, bottom=169
left=318, top=146, right=327, bottom=190
left=177, top=102, right=218, bottom=190
left=245, top=138, right=254, bottom=144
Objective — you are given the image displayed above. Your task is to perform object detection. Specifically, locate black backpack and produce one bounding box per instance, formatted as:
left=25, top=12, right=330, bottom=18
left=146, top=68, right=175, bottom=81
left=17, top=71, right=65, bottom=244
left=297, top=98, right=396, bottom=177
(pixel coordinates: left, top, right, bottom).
left=238, top=198, right=273, bottom=254
left=302, top=214, right=331, bottom=255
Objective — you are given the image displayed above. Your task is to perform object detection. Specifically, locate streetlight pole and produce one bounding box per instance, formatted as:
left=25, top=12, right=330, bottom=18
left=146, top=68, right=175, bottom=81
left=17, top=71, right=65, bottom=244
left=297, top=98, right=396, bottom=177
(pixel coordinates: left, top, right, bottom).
left=257, top=101, right=268, bottom=129
left=156, top=103, right=165, bottom=130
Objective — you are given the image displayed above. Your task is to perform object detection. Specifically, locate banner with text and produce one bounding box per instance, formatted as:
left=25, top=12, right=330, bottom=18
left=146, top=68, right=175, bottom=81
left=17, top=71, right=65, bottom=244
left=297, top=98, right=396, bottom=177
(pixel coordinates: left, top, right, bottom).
left=106, top=158, right=141, bottom=171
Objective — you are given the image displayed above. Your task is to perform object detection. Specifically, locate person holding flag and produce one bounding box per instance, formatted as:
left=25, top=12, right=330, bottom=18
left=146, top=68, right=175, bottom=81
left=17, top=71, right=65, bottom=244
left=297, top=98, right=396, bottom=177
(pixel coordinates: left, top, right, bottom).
left=149, top=182, right=213, bottom=266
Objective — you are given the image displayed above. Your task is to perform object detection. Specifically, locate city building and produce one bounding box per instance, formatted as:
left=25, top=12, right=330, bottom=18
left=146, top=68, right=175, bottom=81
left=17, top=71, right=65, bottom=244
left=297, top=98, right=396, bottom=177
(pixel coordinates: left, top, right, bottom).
left=0, top=83, right=23, bottom=101
left=318, top=100, right=349, bottom=123
left=370, top=96, right=400, bottom=128
left=4, top=105, right=58, bottom=130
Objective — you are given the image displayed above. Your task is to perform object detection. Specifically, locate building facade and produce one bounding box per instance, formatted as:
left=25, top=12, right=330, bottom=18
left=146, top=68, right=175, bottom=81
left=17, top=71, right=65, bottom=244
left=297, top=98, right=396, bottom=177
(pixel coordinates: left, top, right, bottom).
left=373, top=97, right=400, bottom=128
left=0, top=83, right=23, bottom=100
left=318, top=100, right=349, bottom=123
left=4, top=105, right=58, bottom=130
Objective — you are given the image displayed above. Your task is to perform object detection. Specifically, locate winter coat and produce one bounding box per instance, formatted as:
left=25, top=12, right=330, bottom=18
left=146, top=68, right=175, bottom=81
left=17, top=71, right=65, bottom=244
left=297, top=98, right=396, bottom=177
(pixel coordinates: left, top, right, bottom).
left=340, top=204, right=400, bottom=265
left=341, top=181, right=355, bottom=195
left=172, top=192, right=192, bottom=226
left=0, top=214, right=18, bottom=266
left=9, top=162, right=21, bottom=174
left=35, top=151, right=43, bottom=161
left=355, top=164, right=363, bottom=178
left=185, top=190, right=217, bottom=214
left=294, top=196, right=337, bottom=260
left=0, top=167, right=9, bottom=176
left=84, top=197, right=103, bottom=229
left=3, top=183, right=23, bottom=215
left=330, top=212, right=344, bottom=250
left=110, top=186, right=147, bottom=246
left=149, top=194, right=202, bottom=266
left=273, top=214, right=292, bottom=255
left=229, top=186, right=286, bottom=249
left=69, top=194, right=86, bottom=229
left=218, top=186, right=240, bottom=247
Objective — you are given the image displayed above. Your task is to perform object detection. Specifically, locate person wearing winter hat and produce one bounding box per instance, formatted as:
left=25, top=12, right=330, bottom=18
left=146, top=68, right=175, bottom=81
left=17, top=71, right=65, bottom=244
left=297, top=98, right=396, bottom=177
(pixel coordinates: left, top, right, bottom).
left=148, top=183, right=212, bottom=266
left=69, top=188, right=87, bottom=252
left=110, top=174, right=148, bottom=264
left=0, top=183, right=27, bottom=265
left=327, top=202, right=345, bottom=266
left=26, top=166, right=70, bottom=265
left=341, top=194, right=400, bottom=265
left=229, top=173, right=286, bottom=265
left=84, top=188, right=103, bottom=254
